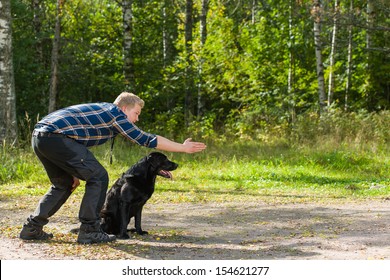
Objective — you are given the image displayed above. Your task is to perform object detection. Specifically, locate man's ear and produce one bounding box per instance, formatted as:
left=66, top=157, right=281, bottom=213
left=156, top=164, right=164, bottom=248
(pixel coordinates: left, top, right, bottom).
left=120, top=105, right=127, bottom=112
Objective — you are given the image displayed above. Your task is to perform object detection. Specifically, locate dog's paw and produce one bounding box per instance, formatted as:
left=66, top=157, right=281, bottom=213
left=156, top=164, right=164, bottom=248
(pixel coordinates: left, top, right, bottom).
left=129, top=228, right=148, bottom=235
left=118, top=233, right=130, bottom=239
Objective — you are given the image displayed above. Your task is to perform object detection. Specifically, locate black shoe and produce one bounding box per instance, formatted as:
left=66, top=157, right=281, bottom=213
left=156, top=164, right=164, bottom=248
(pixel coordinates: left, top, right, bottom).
left=20, top=224, right=53, bottom=240
left=77, top=225, right=116, bottom=244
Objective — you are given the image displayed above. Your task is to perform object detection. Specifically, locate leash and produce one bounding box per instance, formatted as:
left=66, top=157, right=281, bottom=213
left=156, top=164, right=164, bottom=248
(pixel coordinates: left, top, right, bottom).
left=109, top=137, right=115, bottom=164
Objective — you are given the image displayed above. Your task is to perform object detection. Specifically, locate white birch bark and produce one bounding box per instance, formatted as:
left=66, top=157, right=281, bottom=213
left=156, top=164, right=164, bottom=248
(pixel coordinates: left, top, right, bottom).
left=197, top=0, right=208, bottom=118
left=365, top=0, right=375, bottom=107
left=184, top=0, right=193, bottom=125
left=327, top=0, right=339, bottom=106
left=48, top=0, right=63, bottom=113
left=312, top=0, right=326, bottom=113
left=288, top=0, right=296, bottom=122
left=122, top=0, right=135, bottom=91
left=345, top=0, right=354, bottom=110
left=162, top=5, right=168, bottom=68
left=251, top=0, right=256, bottom=24
left=0, top=0, right=18, bottom=143
left=33, top=0, right=43, bottom=61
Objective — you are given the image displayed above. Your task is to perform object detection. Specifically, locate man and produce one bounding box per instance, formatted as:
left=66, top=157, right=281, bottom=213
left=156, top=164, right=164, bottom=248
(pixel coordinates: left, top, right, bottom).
left=19, top=92, right=206, bottom=244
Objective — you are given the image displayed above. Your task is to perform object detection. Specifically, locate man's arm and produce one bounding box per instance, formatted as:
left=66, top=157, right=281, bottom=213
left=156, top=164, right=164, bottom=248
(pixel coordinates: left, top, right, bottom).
left=156, top=136, right=206, bottom=154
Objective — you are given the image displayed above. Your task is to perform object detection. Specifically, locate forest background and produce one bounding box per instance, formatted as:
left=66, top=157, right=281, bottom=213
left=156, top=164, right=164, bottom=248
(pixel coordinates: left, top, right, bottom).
left=0, top=1, right=390, bottom=261
left=1, top=1, right=390, bottom=262
left=0, top=0, right=389, bottom=146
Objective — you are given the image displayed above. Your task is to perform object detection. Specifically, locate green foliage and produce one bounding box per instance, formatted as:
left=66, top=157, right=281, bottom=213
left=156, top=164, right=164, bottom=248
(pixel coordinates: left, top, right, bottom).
left=12, top=0, right=51, bottom=118
left=10, top=0, right=390, bottom=142
left=291, top=107, right=390, bottom=151
left=59, top=0, right=124, bottom=105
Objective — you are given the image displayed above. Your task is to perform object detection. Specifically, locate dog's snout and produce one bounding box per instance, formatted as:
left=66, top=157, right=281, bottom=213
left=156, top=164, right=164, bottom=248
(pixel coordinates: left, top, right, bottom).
left=171, top=162, right=178, bottom=169
left=166, top=160, right=178, bottom=170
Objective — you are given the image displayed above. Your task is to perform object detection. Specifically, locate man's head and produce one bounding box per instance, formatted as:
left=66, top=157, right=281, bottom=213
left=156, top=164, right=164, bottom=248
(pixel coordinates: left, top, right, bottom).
left=114, top=92, right=144, bottom=123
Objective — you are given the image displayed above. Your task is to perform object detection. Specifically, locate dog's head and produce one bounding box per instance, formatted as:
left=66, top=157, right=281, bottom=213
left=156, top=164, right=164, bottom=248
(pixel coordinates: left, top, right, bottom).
left=147, top=152, right=178, bottom=179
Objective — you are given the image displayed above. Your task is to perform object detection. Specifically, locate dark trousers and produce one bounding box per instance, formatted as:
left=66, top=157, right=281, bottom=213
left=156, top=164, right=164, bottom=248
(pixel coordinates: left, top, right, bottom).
left=27, top=131, right=109, bottom=228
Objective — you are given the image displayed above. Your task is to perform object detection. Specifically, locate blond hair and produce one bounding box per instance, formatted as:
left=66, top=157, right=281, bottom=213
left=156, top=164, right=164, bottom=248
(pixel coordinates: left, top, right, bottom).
left=113, top=92, right=144, bottom=108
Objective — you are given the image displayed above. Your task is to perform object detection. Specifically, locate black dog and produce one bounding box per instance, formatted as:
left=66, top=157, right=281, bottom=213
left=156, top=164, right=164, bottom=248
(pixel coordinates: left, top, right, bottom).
left=100, top=152, right=178, bottom=239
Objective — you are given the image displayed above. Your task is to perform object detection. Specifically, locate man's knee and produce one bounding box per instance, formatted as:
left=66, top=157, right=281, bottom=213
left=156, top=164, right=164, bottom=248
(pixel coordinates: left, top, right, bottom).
left=88, top=166, right=109, bottom=186
left=98, top=168, right=109, bottom=186
left=50, top=176, right=73, bottom=190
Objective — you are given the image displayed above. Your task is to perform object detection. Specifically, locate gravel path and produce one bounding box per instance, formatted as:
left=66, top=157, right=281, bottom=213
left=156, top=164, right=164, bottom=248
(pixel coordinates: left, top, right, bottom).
left=1, top=200, right=389, bottom=260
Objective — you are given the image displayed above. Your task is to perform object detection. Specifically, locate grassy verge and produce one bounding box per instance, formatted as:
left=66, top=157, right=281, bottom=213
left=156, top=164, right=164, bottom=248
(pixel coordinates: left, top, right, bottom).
left=1, top=138, right=389, bottom=205
left=0, top=138, right=389, bottom=259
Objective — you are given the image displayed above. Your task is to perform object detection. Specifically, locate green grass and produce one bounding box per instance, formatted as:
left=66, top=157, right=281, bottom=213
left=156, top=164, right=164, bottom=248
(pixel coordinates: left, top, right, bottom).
left=0, top=138, right=389, bottom=259
left=1, top=139, right=389, bottom=204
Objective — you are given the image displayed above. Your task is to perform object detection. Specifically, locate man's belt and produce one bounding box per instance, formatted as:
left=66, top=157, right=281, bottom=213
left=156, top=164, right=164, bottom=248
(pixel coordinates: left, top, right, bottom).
left=32, top=130, right=67, bottom=138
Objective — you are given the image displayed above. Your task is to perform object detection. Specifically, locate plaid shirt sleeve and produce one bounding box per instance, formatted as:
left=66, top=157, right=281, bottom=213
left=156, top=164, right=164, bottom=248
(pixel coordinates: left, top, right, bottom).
left=112, top=113, right=158, bottom=148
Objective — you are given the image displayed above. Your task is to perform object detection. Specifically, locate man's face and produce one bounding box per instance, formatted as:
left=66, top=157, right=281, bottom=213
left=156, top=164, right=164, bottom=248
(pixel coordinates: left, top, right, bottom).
left=122, top=104, right=142, bottom=123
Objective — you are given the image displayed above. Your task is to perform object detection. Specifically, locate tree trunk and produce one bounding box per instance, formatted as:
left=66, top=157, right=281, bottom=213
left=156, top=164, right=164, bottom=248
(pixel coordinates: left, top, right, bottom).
left=122, top=0, right=135, bottom=92
left=288, top=0, right=296, bottom=123
left=32, top=0, right=46, bottom=106
left=312, top=0, right=326, bottom=113
left=197, top=0, right=209, bottom=118
left=32, top=0, right=43, bottom=61
left=184, top=0, right=194, bottom=126
left=0, top=0, right=18, bottom=143
left=366, top=0, right=374, bottom=56
left=48, top=0, right=63, bottom=113
left=365, top=0, right=375, bottom=109
left=162, top=5, right=168, bottom=68
left=327, top=0, right=339, bottom=106
left=199, top=0, right=208, bottom=47
left=345, top=0, right=353, bottom=111
left=162, top=0, right=175, bottom=68
left=251, top=0, right=257, bottom=24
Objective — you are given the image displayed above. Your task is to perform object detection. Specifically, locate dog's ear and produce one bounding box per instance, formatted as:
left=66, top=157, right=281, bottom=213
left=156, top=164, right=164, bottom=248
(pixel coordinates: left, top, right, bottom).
left=147, top=153, right=166, bottom=168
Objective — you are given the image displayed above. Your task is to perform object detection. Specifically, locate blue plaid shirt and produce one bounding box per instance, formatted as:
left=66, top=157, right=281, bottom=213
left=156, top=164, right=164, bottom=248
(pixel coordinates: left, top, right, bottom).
left=35, top=103, right=157, bottom=148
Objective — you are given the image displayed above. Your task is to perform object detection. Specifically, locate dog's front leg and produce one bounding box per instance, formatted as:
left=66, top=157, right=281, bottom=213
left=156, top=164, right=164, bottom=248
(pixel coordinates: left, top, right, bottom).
left=134, top=207, right=148, bottom=235
left=118, top=201, right=131, bottom=239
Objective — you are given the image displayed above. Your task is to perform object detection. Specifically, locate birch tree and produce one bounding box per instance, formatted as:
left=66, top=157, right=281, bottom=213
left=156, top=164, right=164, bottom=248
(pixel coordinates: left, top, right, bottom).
left=32, top=0, right=47, bottom=106
left=33, top=0, right=43, bottom=63
left=365, top=0, right=375, bottom=108
left=0, top=0, right=17, bottom=143
left=327, top=0, right=339, bottom=106
left=344, top=0, right=354, bottom=110
left=288, top=0, right=296, bottom=122
left=312, top=0, right=326, bottom=113
left=251, top=0, right=257, bottom=24
left=122, top=0, right=135, bottom=91
left=162, top=3, right=169, bottom=68
left=48, top=0, right=64, bottom=113
left=184, top=0, right=194, bottom=126
left=197, top=0, right=209, bottom=118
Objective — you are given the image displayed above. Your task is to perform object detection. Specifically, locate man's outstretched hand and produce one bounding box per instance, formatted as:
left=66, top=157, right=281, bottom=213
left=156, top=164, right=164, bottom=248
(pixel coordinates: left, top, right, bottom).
left=183, top=138, right=207, bottom=153
left=156, top=135, right=206, bottom=153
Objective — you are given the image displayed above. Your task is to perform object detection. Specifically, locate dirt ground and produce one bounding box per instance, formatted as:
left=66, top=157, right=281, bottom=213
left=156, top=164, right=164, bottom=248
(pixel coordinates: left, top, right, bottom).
left=0, top=199, right=389, bottom=260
